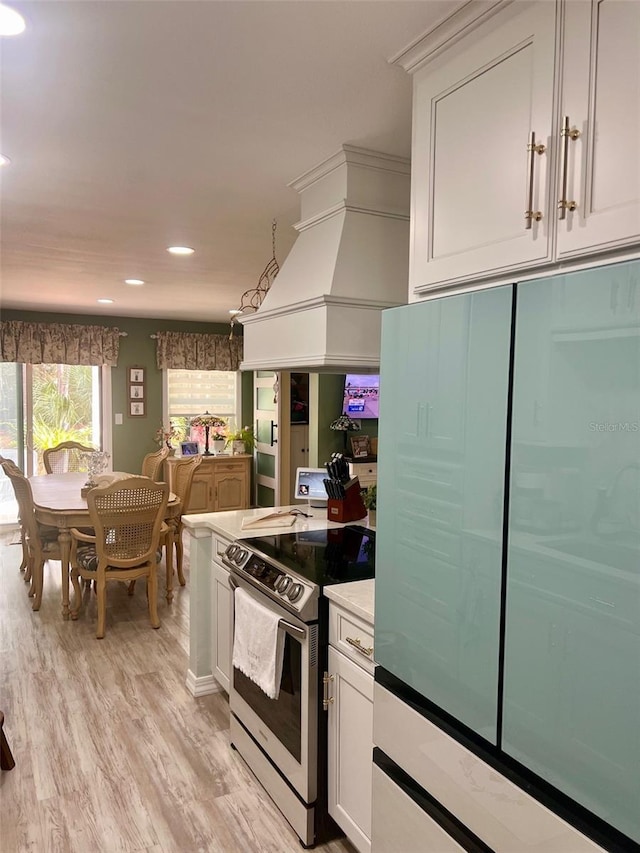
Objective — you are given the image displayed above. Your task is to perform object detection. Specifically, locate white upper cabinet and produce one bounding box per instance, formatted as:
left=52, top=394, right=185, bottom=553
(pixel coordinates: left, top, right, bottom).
left=408, top=2, right=557, bottom=294
left=401, top=0, right=640, bottom=297
left=557, top=0, right=640, bottom=258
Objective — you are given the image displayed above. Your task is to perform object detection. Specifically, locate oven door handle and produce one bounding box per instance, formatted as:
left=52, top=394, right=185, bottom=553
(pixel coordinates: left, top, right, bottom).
left=229, top=574, right=306, bottom=640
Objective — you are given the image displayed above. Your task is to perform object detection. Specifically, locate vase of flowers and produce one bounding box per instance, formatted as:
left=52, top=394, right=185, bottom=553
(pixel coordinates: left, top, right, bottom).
left=154, top=423, right=179, bottom=452
left=329, top=414, right=361, bottom=454
left=190, top=412, right=227, bottom=456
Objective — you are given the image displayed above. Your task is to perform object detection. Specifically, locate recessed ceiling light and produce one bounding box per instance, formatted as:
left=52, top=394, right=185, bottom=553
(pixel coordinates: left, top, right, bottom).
left=97, top=298, right=114, bottom=304
left=229, top=309, right=243, bottom=315
left=0, top=154, right=10, bottom=166
left=167, top=246, right=194, bottom=255
left=0, top=3, right=26, bottom=35
left=124, top=278, right=144, bottom=285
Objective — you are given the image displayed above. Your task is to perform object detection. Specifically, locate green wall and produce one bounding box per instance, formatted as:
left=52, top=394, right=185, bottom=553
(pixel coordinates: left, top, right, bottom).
left=309, top=374, right=379, bottom=466
left=2, top=309, right=248, bottom=473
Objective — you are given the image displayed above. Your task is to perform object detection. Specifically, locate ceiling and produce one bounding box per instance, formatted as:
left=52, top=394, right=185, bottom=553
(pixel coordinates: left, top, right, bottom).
left=0, top=0, right=459, bottom=325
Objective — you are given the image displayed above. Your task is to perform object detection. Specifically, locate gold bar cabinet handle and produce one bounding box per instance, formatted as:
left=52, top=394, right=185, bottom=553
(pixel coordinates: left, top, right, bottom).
left=346, top=636, right=374, bottom=657
left=558, top=116, right=581, bottom=219
left=525, top=131, right=546, bottom=230
left=322, top=672, right=334, bottom=710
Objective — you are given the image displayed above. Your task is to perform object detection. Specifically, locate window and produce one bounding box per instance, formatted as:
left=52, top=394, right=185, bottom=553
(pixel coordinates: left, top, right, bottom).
left=165, top=369, right=240, bottom=442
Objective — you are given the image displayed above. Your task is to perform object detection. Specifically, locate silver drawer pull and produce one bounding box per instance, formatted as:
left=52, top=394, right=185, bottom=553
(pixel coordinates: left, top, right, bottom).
left=589, top=596, right=615, bottom=609
left=346, top=636, right=373, bottom=657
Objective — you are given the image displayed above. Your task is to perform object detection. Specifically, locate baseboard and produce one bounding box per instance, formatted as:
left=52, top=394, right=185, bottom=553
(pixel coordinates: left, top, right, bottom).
left=185, top=670, right=223, bottom=697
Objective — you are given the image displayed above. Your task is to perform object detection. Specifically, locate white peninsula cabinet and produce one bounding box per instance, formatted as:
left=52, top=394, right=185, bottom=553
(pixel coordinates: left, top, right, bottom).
left=211, top=532, right=233, bottom=693
left=324, top=583, right=375, bottom=853
left=400, top=0, right=640, bottom=296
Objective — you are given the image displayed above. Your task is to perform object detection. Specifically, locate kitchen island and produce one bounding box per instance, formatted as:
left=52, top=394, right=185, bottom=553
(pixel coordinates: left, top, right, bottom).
left=182, top=505, right=374, bottom=696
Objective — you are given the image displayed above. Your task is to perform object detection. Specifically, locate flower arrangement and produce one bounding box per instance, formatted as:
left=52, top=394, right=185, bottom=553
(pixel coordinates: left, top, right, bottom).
left=154, top=423, right=180, bottom=449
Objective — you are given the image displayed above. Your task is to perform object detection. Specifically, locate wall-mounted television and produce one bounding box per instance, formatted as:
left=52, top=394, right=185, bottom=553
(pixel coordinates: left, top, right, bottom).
left=342, top=374, right=380, bottom=419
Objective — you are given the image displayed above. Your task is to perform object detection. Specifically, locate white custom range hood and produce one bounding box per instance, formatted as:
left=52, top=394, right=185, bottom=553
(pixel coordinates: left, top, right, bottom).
left=239, top=145, right=410, bottom=373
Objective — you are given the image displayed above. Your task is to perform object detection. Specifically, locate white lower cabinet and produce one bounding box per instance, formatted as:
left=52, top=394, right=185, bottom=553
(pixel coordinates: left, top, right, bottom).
left=327, top=604, right=374, bottom=853
left=211, top=534, right=232, bottom=692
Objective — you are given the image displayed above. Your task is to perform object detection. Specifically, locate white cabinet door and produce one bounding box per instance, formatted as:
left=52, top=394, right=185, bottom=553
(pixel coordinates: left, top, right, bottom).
left=557, top=0, right=640, bottom=258
left=327, top=646, right=374, bottom=853
left=212, top=561, right=232, bottom=692
left=410, top=1, right=556, bottom=295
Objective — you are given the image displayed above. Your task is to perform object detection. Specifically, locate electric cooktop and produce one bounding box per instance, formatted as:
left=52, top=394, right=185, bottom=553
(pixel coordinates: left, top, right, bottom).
left=240, top=523, right=375, bottom=588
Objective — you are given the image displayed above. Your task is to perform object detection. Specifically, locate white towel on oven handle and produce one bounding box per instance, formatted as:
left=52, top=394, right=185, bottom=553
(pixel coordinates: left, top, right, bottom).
left=232, top=586, right=285, bottom=700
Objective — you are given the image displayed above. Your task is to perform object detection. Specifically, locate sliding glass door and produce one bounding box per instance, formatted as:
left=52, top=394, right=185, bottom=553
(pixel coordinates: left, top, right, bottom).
left=0, top=362, right=102, bottom=478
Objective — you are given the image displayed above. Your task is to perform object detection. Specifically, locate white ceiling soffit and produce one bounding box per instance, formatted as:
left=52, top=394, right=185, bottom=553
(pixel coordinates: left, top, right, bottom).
left=239, top=145, right=410, bottom=373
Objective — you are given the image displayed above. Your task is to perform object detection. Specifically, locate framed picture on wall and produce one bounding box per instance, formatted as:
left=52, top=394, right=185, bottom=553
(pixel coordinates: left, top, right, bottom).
left=129, top=367, right=145, bottom=383
left=130, top=401, right=145, bottom=417
left=129, top=384, right=144, bottom=400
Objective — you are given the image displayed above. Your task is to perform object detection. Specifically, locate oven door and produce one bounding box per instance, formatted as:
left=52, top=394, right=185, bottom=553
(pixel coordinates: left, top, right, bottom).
left=229, top=572, right=318, bottom=803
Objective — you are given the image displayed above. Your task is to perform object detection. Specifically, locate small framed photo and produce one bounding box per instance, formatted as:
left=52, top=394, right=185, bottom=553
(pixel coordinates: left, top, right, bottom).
left=129, top=384, right=144, bottom=400
left=130, top=401, right=145, bottom=417
left=129, top=367, right=145, bottom=383
left=350, top=435, right=370, bottom=459
left=180, top=441, right=199, bottom=456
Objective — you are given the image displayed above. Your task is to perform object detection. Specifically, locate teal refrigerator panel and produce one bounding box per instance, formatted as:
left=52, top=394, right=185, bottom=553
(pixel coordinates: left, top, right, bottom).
left=503, top=260, right=640, bottom=843
left=375, top=285, right=513, bottom=743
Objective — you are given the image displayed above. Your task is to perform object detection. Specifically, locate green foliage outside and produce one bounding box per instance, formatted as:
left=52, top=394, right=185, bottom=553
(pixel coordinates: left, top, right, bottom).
left=0, top=363, right=95, bottom=472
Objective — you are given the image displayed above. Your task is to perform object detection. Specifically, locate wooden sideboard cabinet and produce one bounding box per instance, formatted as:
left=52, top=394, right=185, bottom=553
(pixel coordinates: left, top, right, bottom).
left=166, top=454, right=251, bottom=513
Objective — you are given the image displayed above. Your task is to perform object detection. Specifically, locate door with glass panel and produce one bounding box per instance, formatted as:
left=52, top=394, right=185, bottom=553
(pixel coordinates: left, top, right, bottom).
left=0, top=362, right=103, bottom=521
left=254, top=371, right=290, bottom=507
left=0, top=362, right=102, bottom=476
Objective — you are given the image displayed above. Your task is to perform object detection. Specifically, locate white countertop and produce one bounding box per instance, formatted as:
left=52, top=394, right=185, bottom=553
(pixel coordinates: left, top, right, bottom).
left=182, top=504, right=357, bottom=540
left=183, top=505, right=376, bottom=625
left=324, top=579, right=375, bottom=625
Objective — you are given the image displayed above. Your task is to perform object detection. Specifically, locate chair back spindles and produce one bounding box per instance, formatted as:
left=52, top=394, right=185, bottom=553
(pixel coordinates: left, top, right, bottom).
left=163, top=455, right=202, bottom=595
left=141, top=447, right=170, bottom=482
left=43, top=441, right=95, bottom=474
left=0, top=459, right=61, bottom=610
left=70, top=478, right=169, bottom=638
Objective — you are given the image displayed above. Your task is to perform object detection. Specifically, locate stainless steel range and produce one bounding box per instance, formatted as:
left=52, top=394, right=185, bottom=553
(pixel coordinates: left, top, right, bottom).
left=223, top=524, right=375, bottom=849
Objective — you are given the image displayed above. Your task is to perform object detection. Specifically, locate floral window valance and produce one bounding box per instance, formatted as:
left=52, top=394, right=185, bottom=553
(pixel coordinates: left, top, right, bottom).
left=155, top=331, right=243, bottom=372
left=0, top=320, right=123, bottom=366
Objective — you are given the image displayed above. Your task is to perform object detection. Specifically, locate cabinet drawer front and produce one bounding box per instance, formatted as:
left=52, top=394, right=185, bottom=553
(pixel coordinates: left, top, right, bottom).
left=372, top=765, right=469, bottom=853
left=374, top=684, right=605, bottom=852
left=215, top=459, right=246, bottom=473
left=330, top=605, right=375, bottom=674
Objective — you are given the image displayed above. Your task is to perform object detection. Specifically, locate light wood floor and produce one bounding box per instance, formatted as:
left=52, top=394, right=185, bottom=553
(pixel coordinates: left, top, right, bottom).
left=0, top=530, right=355, bottom=853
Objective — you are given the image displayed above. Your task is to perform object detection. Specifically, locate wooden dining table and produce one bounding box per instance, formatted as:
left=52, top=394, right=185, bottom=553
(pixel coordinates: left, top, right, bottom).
left=29, top=472, right=182, bottom=619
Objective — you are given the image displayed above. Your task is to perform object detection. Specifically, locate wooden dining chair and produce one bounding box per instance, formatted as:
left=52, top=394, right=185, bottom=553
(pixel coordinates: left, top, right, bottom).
left=0, top=459, right=62, bottom=610
left=163, top=454, right=202, bottom=597
left=141, top=446, right=170, bottom=482
left=69, top=477, right=169, bottom=639
left=0, top=712, right=16, bottom=771
left=43, top=440, right=94, bottom=474
left=0, top=456, right=29, bottom=576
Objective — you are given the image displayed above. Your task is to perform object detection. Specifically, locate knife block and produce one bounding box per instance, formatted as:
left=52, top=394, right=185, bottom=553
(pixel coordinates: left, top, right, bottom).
left=327, top=478, right=367, bottom=523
